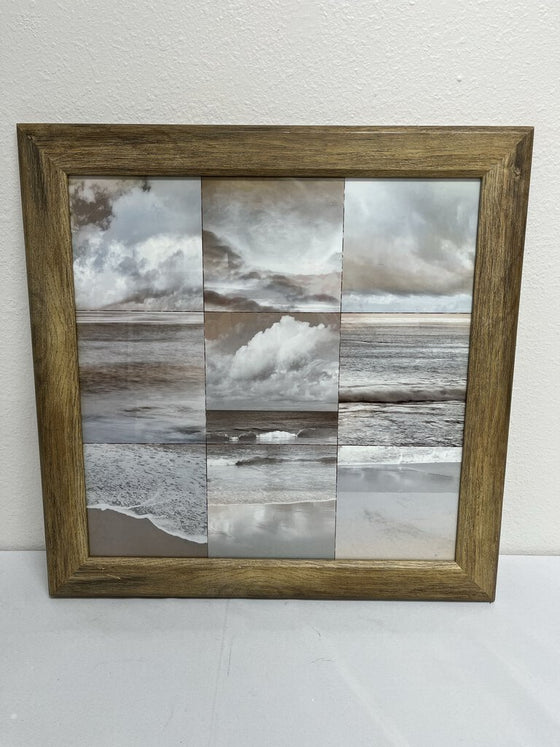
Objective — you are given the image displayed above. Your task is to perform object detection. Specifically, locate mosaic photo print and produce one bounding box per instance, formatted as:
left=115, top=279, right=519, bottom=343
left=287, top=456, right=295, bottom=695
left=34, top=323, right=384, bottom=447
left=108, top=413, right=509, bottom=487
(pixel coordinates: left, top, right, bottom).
left=70, top=176, right=480, bottom=560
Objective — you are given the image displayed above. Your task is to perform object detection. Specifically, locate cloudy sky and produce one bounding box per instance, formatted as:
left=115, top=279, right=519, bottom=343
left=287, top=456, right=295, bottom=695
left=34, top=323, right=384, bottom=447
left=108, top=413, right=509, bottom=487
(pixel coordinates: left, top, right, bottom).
left=202, top=178, right=344, bottom=311
left=205, top=312, right=340, bottom=410
left=342, top=179, right=480, bottom=312
left=70, top=178, right=203, bottom=310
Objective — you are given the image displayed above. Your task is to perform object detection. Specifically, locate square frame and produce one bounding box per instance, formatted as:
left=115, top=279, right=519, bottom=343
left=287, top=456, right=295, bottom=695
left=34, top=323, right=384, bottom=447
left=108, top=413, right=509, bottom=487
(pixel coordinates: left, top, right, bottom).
left=17, top=124, right=533, bottom=600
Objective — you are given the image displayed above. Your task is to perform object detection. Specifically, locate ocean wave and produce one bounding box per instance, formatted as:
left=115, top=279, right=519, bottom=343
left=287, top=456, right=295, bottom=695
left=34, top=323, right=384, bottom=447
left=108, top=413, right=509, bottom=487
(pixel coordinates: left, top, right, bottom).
left=296, top=427, right=334, bottom=439
left=234, top=455, right=337, bottom=467
left=208, top=426, right=335, bottom=444
left=84, top=444, right=207, bottom=539
left=339, top=385, right=466, bottom=403
left=210, top=495, right=335, bottom=508
left=256, top=430, right=298, bottom=443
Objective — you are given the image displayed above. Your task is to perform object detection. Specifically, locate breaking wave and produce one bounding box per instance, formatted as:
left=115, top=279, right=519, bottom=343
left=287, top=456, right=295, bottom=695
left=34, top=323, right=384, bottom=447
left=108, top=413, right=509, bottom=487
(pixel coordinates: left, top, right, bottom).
left=339, top=385, right=466, bottom=403
left=256, top=430, right=298, bottom=443
left=234, top=455, right=337, bottom=467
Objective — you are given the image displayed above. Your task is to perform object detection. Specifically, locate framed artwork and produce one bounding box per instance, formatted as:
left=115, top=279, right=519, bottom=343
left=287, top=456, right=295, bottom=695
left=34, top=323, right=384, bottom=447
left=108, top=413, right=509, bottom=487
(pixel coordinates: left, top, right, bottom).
left=17, top=125, right=532, bottom=599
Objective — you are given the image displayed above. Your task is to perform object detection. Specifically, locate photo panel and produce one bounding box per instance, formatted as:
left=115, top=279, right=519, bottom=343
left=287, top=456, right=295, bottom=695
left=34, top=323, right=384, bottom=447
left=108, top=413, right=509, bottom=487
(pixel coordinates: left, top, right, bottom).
left=205, top=312, right=340, bottom=412
left=202, top=178, right=344, bottom=312
left=342, top=179, right=480, bottom=312
left=70, top=177, right=203, bottom=311
left=84, top=443, right=207, bottom=557
left=338, top=313, right=470, bottom=446
left=207, top=445, right=337, bottom=558
left=77, top=312, right=206, bottom=443
left=335, top=446, right=461, bottom=559
left=69, top=176, right=479, bottom=562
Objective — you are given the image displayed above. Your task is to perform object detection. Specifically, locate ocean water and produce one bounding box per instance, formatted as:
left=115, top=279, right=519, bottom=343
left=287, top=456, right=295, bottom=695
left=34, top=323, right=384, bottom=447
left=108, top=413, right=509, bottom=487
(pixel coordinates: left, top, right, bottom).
left=77, top=311, right=205, bottom=443
left=207, top=444, right=337, bottom=506
left=84, top=443, right=207, bottom=543
left=206, top=410, right=338, bottom=444
left=207, top=444, right=337, bottom=558
left=339, top=315, right=470, bottom=446
left=339, top=401, right=466, bottom=446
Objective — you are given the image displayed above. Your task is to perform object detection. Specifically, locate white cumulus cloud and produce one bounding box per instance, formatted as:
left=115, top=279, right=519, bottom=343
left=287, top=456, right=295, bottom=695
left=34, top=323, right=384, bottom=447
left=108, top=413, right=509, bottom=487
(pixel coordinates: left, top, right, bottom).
left=229, top=316, right=335, bottom=381
left=206, top=315, right=340, bottom=410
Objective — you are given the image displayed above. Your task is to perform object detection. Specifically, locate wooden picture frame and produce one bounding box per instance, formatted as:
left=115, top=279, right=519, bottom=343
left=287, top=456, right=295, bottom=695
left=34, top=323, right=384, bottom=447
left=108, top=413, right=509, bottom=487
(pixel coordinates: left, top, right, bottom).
left=17, top=125, right=532, bottom=600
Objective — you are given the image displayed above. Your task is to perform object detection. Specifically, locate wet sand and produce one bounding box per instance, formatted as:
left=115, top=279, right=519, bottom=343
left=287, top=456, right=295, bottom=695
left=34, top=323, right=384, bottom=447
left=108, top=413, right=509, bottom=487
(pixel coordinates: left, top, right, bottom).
left=87, top=508, right=207, bottom=557
left=208, top=500, right=335, bottom=559
left=334, top=491, right=458, bottom=560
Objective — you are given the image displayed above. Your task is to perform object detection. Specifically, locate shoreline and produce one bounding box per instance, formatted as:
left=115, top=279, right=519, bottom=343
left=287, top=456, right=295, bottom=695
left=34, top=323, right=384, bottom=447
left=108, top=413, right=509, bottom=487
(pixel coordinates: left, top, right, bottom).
left=87, top=507, right=207, bottom=557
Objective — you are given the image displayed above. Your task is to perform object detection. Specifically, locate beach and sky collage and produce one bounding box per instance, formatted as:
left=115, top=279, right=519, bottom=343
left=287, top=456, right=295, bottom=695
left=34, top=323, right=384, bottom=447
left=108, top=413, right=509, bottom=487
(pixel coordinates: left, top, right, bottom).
left=70, top=175, right=480, bottom=560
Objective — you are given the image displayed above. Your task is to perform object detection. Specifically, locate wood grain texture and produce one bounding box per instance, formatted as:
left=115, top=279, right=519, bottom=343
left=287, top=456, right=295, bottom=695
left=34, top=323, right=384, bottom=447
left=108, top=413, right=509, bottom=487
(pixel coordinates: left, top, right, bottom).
left=17, top=127, right=89, bottom=594
left=56, top=559, right=489, bottom=601
left=456, top=128, right=533, bottom=600
left=20, top=124, right=529, bottom=177
left=17, top=125, right=533, bottom=601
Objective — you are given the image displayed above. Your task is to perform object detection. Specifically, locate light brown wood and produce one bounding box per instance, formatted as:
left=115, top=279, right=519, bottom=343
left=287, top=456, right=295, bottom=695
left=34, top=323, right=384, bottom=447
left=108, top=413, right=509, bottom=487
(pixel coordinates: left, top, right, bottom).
left=18, top=128, right=89, bottom=595
left=58, top=559, right=489, bottom=600
left=455, top=130, right=533, bottom=600
left=17, top=125, right=533, bottom=600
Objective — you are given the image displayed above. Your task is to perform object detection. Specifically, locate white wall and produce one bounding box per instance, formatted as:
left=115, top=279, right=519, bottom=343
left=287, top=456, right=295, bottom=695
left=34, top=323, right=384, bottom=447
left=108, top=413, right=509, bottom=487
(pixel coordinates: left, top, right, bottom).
left=1, top=0, right=558, bottom=553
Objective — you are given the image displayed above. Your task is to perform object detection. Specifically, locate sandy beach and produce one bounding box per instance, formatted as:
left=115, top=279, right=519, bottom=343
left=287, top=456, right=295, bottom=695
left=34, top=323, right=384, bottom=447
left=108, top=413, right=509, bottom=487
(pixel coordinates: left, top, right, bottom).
left=87, top=507, right=207, bottom=557
left=334, top=491, right=458, bottom=560
left=335, top=453, right=461, bottom=559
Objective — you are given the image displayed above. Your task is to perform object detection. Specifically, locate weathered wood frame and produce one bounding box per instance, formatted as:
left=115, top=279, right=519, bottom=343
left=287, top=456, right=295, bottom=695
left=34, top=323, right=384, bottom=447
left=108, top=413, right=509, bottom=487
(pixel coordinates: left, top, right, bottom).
left=17, top=125, right=532, bottom=600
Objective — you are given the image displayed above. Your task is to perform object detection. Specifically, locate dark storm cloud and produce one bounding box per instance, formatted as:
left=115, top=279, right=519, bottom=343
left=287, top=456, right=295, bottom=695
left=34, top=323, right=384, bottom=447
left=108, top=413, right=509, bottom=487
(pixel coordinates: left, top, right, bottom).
left=202, top=179, right=344, bottom=311
left=70, top=178, right=203, bottom=310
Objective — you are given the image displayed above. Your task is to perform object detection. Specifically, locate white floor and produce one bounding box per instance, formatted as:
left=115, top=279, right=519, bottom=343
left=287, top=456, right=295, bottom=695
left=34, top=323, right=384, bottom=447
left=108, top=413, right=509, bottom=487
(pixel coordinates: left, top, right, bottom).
left=1, top=553, right=559, bottom=747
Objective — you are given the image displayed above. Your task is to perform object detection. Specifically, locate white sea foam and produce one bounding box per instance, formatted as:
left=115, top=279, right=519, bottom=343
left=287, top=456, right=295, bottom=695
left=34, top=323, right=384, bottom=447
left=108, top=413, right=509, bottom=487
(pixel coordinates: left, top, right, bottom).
left=256, top=430, right=297, bottom=443
left=88, top=503, right=207, bottom=544
left=207, top=445, right=337, bottom=505
left=338, top=445, right=463, bottom=467
left=84, top=444, right=207, bottom=540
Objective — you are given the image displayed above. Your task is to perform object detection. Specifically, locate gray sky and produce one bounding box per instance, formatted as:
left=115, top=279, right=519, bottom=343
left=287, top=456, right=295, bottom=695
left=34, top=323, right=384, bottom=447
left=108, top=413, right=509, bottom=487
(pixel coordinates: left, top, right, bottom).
left=342, top=179, right=480, bottom=312
left=70, top=178, right=203, bottom=310
left=202, top=178, right=344, bottom=310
